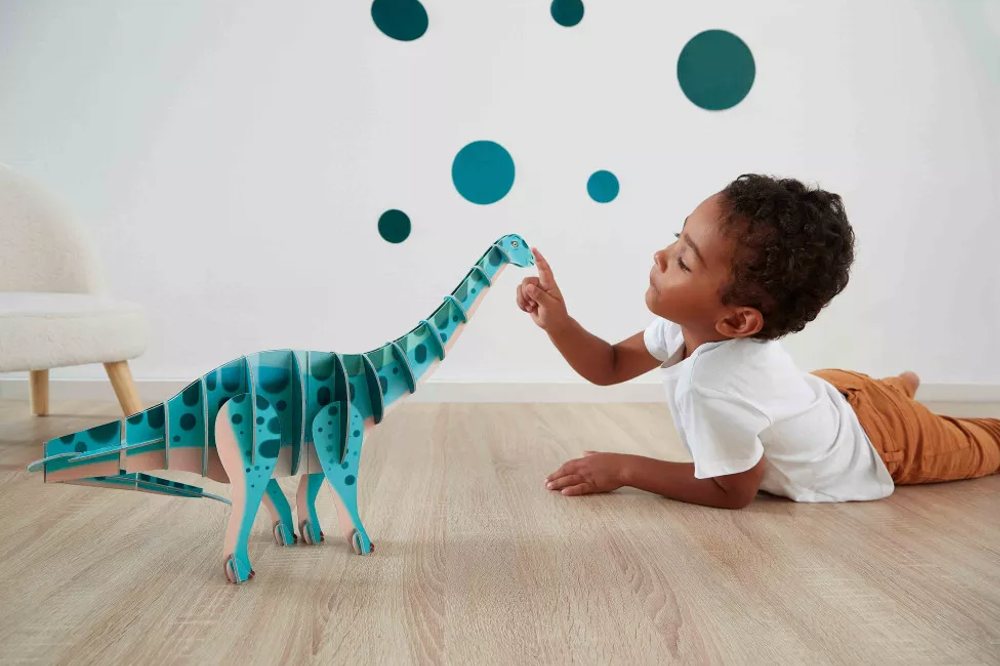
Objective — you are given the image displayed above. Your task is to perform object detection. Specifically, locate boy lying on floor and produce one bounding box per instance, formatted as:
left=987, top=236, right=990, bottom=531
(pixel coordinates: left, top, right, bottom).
left=517, top=174, right=1000, bottom=508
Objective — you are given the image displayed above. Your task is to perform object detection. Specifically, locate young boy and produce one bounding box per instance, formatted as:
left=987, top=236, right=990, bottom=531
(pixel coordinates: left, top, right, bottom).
left=517, top=174, right=1000, bottom=508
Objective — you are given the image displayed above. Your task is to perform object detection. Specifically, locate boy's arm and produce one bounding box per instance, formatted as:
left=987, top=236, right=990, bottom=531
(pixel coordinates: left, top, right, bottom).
left=517, top=248, right=661, bottom=386
left=546, top=325, right=662, bottom=386
left=547, top=453, right=765, bottom=509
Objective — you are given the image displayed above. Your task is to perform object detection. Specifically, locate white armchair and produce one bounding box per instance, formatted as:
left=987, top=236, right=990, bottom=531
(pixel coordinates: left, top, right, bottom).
left=0, top=163, right=148, bottom=416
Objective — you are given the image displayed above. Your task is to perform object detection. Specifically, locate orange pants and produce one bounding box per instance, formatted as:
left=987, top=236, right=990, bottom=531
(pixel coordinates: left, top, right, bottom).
left=812, top=369, right=1000, bottom=485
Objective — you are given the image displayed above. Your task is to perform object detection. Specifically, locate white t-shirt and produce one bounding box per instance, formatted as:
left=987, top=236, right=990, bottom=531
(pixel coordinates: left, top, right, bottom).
left=643, top=316, right=894, bottom=503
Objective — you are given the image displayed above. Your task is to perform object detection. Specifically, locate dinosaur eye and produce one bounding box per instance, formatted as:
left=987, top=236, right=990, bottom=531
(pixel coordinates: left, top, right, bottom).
left=511, top=240, right=519, bottom=248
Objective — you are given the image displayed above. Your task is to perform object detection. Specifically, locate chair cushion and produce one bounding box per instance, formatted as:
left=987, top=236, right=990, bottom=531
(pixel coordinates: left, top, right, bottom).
left=0, top=292, right=147, bottom=372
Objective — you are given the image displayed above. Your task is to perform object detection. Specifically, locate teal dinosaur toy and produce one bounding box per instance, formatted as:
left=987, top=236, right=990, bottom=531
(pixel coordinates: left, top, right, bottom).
left=27, top=234, right=535, bottom=583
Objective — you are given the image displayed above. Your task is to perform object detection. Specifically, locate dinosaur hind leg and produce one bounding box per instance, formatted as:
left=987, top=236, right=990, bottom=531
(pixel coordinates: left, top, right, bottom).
left=215, top=394, right=278, bottom=583
left=263, top=479, right=297, bottom=546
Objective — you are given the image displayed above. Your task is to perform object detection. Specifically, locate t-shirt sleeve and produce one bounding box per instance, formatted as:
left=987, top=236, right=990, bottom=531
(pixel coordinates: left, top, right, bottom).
left=681, top=387, right=769, bottom=479
left=643, top=317, right=684, bottom=365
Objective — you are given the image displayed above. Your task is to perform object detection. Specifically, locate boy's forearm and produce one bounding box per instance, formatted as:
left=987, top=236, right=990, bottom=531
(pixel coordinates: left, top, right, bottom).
left=545, top=317, right=616, bottom=385
left=620, top=455, right=741, bottom=509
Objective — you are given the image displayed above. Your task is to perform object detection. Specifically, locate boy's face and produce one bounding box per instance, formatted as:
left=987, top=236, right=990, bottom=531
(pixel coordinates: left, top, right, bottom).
left=645, top=192, right=748, bottom=339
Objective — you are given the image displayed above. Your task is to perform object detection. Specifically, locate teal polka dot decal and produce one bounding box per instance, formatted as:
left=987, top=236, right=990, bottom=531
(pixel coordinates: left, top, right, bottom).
left=677, top=30, right=755, bottom=111
left=551, top=0, right=584, bottom=27
left=371, top=0, right=428, bottom=42
left=587, top=170, right=619, bottom=203
left=378, top=209, right=411, bottom=243
left=452, top=141, right=515, bottom=205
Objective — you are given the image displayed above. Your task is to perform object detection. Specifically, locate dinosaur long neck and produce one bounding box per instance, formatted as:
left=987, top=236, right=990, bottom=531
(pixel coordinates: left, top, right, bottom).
left=362, top=242, right=510, bottom=414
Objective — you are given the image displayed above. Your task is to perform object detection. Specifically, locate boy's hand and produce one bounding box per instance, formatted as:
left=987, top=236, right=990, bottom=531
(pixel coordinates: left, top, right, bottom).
left=516, top=248, right=569, bottom=332
left=545, top=451, right=631, bottom=496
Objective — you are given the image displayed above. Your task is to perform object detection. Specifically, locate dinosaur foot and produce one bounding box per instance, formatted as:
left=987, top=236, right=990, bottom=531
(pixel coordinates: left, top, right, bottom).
left=224, top=554, right=255, bottom=584
left=350, top=529, right=375, bottom=556
left=299, top=519, right=325, bottom=545
left=272, top=521, right=298, bottom=546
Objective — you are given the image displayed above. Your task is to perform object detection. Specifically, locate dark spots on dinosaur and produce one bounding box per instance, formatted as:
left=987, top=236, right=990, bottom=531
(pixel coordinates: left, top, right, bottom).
left=180, top=413, right=197, bottom=431
left=256, top=416, right=264, bottom=425
left=75, top=442, right=88, bottom=453
left=221, top=366, right=242, bottom=392
left=259, top=438, right=279, bottom=458
left=414, top=344, right=427, bottom=364
left=441, top=333, right=448, bottom=342
left=276, top=400, right=286, bottom=411
left=260, top=367, right=290, bottom=393
left=352, top=429, right=360, bottom=438
left=453, top=316, right=460, bottom=323
left=92, top=422, right=120, bottom=443
left=349, top=384, right=357, bottom=401
left=148, top=405, right=164, bottom=429
left=379, top=376, right=388, bottom=394
left=173, top=435, right=181, bottom=442
left=344, top=475, right=356, bottom=486
left=256, top=395, right=268, bottom=410
left=268, top=417, right=280, bottom=434
left=231, top=413, right=243, bottom=426
left=127, top=413, right=144, bottom=425
left=488, top=250, right=501, bottom=267
left=232, top=394, right=246, bottom=405
left=318, top=427, right=323, bottom=433
left=392, top=367, right=399, bottom=375
left=245, top=467, right=250, bottom=473
left=326, top=446, right=334, bottom=453
left=317, top=387, right=331, bottom=406
left=341, top=461, right=349, bottom=470
left=182, top=382, right=200, bottom=406
left=472, top=287, right=478, bottom=294
left=311, top=360, right=333, bottom=381
left=60, top=434, right=75, bottom=444
left=330, top=404, right=338, bottom=414
left=205, top=373, right=217, bottom=391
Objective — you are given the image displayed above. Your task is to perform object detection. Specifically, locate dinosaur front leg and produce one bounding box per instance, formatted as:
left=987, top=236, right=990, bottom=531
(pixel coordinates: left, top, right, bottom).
left=312, top=402, right=374, bottom=555
left=263, top=479, right=297, bottom=546
left=215, top=394, right=279, bottom=583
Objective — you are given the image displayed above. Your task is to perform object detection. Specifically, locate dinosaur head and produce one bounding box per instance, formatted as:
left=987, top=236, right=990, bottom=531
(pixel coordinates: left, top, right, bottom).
left=495, top=233, right=535, bottom=268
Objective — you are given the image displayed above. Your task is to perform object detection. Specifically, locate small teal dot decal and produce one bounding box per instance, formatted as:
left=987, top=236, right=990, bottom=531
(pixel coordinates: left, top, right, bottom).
left=551, top=0, right=584, bottom=27
left=378, top=209, right=411, bottom=243
left=677, top=30, right=755, bottom=111
left=587, top=170, right=619, bottom=203
left=452, top=141, right=515, bottom=205
left=371, top=0, right=428, bottom=42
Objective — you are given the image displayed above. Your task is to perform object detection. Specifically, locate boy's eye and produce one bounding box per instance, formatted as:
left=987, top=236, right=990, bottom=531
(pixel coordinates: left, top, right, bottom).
left=677, top=256, right=690, bottom=272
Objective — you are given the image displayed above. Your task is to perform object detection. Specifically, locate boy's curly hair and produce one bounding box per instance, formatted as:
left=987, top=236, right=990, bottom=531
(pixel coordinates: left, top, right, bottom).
left=718, top=174, right=855, bottom=340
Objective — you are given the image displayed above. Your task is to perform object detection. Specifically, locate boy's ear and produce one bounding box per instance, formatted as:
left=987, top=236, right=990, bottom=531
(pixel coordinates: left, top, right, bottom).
left=716, top=307, right=764, bottom=339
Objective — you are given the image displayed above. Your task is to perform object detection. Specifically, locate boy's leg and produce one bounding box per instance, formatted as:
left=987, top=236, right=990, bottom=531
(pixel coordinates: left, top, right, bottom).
left=812, top=369, right=1000, bottom=485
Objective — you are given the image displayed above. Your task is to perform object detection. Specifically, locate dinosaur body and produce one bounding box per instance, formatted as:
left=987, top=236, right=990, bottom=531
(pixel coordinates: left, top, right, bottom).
left=28, top=234, right=534, bottom=582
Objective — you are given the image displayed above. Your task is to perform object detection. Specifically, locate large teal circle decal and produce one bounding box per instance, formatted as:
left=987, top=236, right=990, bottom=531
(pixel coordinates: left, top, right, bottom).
left=551, top=0, right=584, bottom=27
left=452, top=141, right=516, bottom=205
left=677, top=30, right=755, bottom=110
left=371, top=0, right=429, bottom=42
left=378, top=209, right=411, bottom=243
left=587, top=170, right=619, bottom=203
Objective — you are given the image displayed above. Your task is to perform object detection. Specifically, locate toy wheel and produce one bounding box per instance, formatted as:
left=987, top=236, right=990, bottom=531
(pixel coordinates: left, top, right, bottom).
left=350, top=530, right=375, bottom=555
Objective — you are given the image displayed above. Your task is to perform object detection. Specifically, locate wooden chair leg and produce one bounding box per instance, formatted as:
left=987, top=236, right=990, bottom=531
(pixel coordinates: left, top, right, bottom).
left=29, top=370, right=49, bottom=416
left=103, top=361, right=143, bottom=416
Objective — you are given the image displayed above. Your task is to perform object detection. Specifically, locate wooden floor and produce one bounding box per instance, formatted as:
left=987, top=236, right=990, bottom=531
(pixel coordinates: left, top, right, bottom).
left=0, top=398, right=998, bottom=665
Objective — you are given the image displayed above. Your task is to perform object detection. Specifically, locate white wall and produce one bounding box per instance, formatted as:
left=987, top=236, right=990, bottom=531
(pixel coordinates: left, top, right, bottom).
left=2, top=0, right=998, bottom=390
